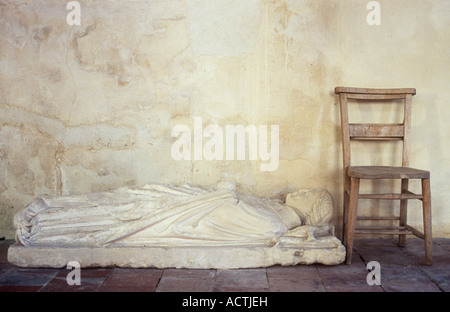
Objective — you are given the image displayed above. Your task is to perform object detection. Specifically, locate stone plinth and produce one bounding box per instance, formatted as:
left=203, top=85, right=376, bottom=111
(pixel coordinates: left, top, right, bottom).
left=8, top=237, right=345, bottom=269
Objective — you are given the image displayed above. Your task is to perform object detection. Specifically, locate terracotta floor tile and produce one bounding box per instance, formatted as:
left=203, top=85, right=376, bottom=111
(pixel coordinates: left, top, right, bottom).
left=214, top=269, right=269, bottom=291
left=317, top=263, right=370, bottom=288
left=104, top=268, right=162, bottom=286
left=162, top=268, right=215, bottom=279
left=325, top=285, right=383, bottom=292
left=98, top=284, right=156, bottom=292
left=420, top=266, right=450, bottom=289
left=268, top=277, right=325, bottom=292
left=0, top=268, right=58, bottom=286
left=267, top=265, right=324, bottom=292
left=435, top=238, right=450, bottom=252
left=317, top=262, right=367, bottom=275
left=156, top=277, right=213, bottom=292
left=266, top=265, right=318, bottom=279
left=0, top=285, right=42, bottom=292
left=213, top=286, right=269, bottom=292
left=382, top=279, right=441, bottom=292
left=437, top=283, right=450, bottom=292
left=55, top=267, right=113, bottom=280
left=404, top=240, right=450, bottom=267
left=40, top=276, right=101, bottom=292
left=380, top=264, right=442, bottom=292
left=36, top=267, right=112, bottom=292
left=426, top=254, right=450, bottom=267
left=355, top=244, right=415, bottom=265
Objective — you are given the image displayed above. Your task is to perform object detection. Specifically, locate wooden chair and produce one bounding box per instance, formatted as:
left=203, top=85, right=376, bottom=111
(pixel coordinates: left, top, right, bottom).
left=335, top=87, right=432, bottom=265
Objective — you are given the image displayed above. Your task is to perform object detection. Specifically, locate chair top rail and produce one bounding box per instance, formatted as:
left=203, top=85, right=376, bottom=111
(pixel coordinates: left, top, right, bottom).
left=335, top=87, right=416, bottom=95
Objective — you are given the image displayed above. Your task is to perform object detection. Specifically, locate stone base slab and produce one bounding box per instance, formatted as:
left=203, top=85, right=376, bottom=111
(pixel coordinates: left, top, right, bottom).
left=8, top=239, right=345, bottom=269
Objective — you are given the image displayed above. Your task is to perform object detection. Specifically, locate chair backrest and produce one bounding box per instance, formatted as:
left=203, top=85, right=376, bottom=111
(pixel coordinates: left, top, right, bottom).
left=335, top=87, right=416, bottom=170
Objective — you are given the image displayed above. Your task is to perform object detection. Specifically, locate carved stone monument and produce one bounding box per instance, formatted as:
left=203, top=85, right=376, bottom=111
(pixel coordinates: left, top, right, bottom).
left=8, top=182, right=345, bottom=268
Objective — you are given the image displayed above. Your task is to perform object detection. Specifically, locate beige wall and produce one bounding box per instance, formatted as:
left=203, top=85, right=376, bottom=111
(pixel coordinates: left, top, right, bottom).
left=1, top=0, right=449, bottom=239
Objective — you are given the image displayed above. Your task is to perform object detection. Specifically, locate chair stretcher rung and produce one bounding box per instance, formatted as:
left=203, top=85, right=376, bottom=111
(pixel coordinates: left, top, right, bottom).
left=359, top=192, right=423, bottom=200
left=356, top=226, right=406, bottom=231
left=357, top=216, right=400, bottom=221
left=405, top=225, right=425, bottom=239
left=354, top=225, right=424, bottom=239
left=355, top=230, right=413, bottom=235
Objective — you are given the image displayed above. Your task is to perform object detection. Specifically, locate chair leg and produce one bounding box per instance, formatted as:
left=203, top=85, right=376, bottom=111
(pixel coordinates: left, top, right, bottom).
left=342, top=190, right=349, bottom=246
left=398, top=179, right=408, bottom=247
left=345, top=178, right=360, bottom=264
left=422, top=178, right=432, bottom=265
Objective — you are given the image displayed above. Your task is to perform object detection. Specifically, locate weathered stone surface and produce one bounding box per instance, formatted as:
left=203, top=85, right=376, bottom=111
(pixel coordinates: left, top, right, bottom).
left=8, top=239, right=345, bottom=269
left=9, top=184, right=345, bottom=268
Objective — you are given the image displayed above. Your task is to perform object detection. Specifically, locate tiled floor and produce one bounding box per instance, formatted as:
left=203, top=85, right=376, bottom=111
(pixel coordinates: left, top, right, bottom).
left=0, top=238, right=448, bottom=292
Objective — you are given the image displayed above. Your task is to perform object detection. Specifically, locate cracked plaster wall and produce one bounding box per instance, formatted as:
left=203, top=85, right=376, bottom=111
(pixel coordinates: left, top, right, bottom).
left=0, top=0, right=449, bottom=239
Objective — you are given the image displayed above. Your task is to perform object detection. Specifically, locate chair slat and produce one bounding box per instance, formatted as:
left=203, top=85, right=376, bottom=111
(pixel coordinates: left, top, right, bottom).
left=346, top=93, right=406, bottom=100
left=349, top=123, right=404, bottom=139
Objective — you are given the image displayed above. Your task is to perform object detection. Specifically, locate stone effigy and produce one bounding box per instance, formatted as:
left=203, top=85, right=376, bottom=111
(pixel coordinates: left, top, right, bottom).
left=8, top=182, right=345, bottom=268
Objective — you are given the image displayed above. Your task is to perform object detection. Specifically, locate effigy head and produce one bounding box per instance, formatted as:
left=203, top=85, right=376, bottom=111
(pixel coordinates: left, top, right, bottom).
left=285, top=189, right=333, bottom=226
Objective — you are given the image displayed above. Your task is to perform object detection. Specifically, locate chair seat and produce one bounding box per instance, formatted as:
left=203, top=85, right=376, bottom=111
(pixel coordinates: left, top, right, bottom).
left=348, top=166, right=430, bottom=179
